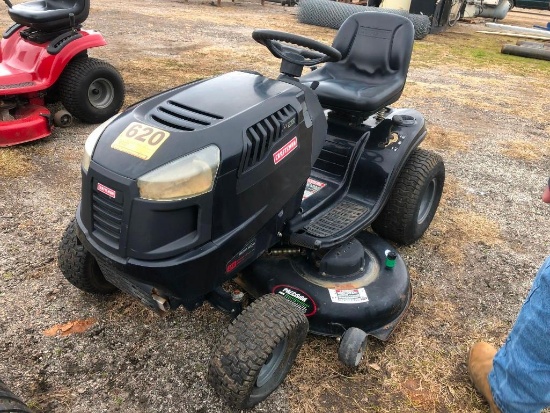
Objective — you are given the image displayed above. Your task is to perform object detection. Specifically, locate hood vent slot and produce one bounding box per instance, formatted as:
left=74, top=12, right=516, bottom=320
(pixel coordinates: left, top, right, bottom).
left=150, top=100, right=223, bottom=131
left=240, top=105, right=297, bottom=173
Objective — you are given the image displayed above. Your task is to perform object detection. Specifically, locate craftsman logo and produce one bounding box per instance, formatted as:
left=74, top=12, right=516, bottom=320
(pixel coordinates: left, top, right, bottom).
left=97, top=183, right=116, bottom=198
left=273, top=137, right=298, bottom=165
left=273, top=285, right=317, bottom=317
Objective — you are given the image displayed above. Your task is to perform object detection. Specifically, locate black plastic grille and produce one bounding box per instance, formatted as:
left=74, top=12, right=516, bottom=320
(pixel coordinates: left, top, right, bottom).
left=240, top=105, right=297, bottom=172
left=92, top=192, right=123, bottom=246
left=150, top=100, right=223, bottom=131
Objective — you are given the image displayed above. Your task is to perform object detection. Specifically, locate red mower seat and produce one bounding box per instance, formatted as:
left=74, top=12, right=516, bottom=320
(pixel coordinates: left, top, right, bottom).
left=8, top=0, right=89, bottom=32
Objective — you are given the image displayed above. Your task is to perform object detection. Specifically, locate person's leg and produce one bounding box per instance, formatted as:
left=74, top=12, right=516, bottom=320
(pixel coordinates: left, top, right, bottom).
left=489, top=256, right=550, bottom=413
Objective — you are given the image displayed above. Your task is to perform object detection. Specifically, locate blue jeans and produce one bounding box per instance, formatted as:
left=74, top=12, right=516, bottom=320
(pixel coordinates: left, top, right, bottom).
left=489, top=256, right=550, bottom=413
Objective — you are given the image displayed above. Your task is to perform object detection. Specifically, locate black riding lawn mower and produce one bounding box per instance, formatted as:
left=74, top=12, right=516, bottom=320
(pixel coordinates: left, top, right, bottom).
left=58, top=11, right=445, bottom=409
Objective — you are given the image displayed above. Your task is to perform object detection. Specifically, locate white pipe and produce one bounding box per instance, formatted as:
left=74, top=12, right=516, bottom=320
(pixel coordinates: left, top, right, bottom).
left=486, top=22, right=550, bottom=38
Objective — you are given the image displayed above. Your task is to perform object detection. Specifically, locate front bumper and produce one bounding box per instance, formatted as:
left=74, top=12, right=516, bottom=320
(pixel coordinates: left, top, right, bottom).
left=76, top=208, right=226, bottom=311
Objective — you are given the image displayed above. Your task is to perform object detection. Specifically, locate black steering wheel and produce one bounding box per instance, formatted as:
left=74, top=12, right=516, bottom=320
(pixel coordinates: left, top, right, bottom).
left=252, top=29, right=341, bottom=67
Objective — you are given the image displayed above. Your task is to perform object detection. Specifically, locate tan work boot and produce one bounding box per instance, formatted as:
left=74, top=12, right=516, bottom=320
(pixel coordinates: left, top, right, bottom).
left=468, top=342, right=502, bottom=413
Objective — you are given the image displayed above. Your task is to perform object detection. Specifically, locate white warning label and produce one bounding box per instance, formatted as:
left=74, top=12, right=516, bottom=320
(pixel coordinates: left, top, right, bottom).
left=328, top=288, right=369, bottom=304
left=303, top=178, right=326, bottom=200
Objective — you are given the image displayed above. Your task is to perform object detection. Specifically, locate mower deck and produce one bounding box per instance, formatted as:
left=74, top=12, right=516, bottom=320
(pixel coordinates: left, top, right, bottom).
left=239, top=231, right=412, bottom=339
left=0, top=104, right=51, bottom=147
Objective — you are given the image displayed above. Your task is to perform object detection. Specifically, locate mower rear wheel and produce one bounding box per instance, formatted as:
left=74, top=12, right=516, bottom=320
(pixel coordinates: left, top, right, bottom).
left=58, top=57, right=124, bottom=124
left=57, top=218, right=117, bottom=295
left=372, top=148, right=444, bottom=245
left=338, top=327, right=368, bottom=368
left=208, top=294, right=308, bottom=409
left=0, top=379, right=32, bottom=413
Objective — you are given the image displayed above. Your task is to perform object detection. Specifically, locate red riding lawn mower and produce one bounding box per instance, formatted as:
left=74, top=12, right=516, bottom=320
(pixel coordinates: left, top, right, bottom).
left=0, top=0, right=124, bottom=147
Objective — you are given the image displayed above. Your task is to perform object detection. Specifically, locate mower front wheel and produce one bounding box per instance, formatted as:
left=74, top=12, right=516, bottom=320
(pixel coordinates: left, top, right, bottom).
left=57, top=218, right=117, bottom=295
left=372, top=148, right=445, bottom=245
left=58, top=57, right=125, bottom=124
left=338, top=327, right=368, bottom=368
left=208, top=294, right=308, bottom=409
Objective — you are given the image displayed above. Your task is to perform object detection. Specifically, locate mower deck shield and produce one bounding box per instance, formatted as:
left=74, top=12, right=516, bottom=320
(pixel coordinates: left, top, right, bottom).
left=0, top=104, right=51, bottom=147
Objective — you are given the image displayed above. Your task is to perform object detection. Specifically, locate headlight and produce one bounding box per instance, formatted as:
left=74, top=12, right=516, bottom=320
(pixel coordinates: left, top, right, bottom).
left=81, top=115, right=120, bottom=173
left=137, top=145, right=220, bottom=201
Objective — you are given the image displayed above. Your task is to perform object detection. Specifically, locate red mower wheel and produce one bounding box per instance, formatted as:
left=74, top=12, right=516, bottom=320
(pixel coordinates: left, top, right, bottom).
left=58, top=57, right=125, bottom=124
left=53, top=109, right=73, bottom=127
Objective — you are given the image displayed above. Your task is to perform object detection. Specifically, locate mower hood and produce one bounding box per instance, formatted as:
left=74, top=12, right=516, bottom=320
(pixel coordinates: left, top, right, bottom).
left=91, top=71, right=301, bottom=179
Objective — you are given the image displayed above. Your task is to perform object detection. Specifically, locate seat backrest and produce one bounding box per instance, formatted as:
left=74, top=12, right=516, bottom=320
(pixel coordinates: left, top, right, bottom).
left=331, top=12, right=414, bottom=83
left=300, top=12, right=415, bottom=115
left=8, top=0, right=89, bottom=31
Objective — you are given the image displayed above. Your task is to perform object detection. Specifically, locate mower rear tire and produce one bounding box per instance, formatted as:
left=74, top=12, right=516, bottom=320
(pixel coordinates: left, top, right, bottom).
left=58, top=57, right=124, bottom=124
left=0, top=379, right=32, bottom=413
left=58, top=218, right=118, bottom=295
left=208, top=294, right=308, bottom=409
left=372, top=148, right=444, bottom=245
left=338, top=327, right=368, bottom=367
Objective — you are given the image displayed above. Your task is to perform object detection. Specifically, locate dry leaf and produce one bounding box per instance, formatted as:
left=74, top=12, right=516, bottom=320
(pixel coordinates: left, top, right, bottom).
left=43, top=318, right=97, bottom=337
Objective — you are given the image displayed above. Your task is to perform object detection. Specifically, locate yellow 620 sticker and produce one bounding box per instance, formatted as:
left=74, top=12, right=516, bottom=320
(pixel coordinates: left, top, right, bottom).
left=111, top=122, right=170, bottom=160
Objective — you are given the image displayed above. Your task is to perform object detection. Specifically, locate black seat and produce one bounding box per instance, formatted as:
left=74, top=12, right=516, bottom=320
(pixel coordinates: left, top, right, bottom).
left=300, top=12, right=414, bottom=116
left=8, top=0, right=89, bottom=32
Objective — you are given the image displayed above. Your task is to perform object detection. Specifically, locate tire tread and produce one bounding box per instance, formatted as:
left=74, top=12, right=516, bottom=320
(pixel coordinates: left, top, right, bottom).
left=372, top=148, right=444, bottom=245
left=208, top=294, right=308, bottom=409
left=0, top=380, right=32, bottom=413
left=57, top=219, right=116, bottom=294
left=57, top=57, right=124, bottom=123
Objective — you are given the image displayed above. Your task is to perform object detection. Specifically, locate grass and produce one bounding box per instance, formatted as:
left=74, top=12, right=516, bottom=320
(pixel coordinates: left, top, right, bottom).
left=500, top=138, right=550, bottom=161
left=420, top=206, right=503, bottom=265
left=412, top=31, right=550, bottom=77
left=0, top=148, right=34, bottom=178
left=421, top=124, right=475, bottom=153
left=120, top=44, right=283, bottom=102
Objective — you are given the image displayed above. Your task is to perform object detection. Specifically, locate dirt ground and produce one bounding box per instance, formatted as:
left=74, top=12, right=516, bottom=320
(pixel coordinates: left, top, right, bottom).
left=1, top=1, right=549, bottom=412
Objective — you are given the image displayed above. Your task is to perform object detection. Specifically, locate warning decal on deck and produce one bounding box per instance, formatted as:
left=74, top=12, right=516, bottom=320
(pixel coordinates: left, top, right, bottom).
left=328, top=288, right=369, bottom=304
left=303, top=178, right=326, bottom=200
